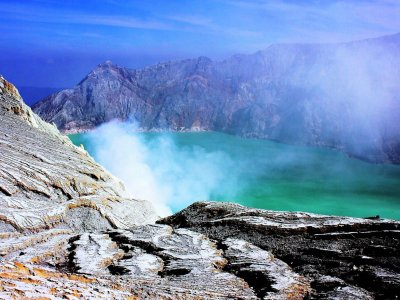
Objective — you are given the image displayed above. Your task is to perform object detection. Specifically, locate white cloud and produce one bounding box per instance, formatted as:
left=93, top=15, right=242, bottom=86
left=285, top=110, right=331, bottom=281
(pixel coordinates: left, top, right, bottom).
left=221, top=0, right=400, bottom=43
left=0, top=3, right=173, bottom=31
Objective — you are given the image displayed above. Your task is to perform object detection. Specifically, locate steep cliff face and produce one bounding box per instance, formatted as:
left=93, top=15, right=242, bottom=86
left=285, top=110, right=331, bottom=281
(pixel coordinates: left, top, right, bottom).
left=0, top=75, right=158, bottom=232
left=33, top=34, right=400, bottom=164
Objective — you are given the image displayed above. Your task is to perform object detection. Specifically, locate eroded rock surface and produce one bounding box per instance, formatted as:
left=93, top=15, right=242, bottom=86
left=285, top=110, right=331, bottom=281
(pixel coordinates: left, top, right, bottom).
left=0, top=76, right=158, bottom=232
left=159, top=201, right=400, bottom=299
left=0, top=223, right=312, bottom=299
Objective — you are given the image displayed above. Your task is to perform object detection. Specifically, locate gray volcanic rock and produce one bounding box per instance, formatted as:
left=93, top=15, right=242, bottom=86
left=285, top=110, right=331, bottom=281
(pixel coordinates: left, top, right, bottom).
left=159, top=201, right=400, bottom=299
left=33, top=33, right=400, bottom=163
left=0, top=223, right=310, bottom=299
left=0, top=75, right=158, bottom=232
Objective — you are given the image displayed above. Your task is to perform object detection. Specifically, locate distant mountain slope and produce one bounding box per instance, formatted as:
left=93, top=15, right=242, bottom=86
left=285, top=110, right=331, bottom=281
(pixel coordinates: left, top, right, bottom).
left=18, top=86, right=63, bottom=106
left=33, top=33, right=400, bottom=164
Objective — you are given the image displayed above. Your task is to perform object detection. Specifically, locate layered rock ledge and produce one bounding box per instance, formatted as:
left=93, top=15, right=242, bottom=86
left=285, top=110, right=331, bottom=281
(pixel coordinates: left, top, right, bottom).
left=0, top=76, right=158, bottom=232
left=159, top=201, right=400, bottom=299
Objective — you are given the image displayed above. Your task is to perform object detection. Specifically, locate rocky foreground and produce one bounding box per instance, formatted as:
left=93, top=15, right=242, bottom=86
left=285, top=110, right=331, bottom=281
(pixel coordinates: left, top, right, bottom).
left=1, top=76, right=399, bottom=299
left=161, top=202, right=400, bottom=299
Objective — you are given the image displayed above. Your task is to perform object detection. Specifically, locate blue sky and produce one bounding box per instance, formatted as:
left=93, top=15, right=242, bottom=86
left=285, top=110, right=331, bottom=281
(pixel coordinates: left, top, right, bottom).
left=0, top=0, right=399, bottom=87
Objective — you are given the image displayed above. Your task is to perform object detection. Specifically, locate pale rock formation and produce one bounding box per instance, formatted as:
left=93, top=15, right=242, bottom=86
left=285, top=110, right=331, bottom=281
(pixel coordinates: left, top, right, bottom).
left=0, top=76, right=158, bottom=232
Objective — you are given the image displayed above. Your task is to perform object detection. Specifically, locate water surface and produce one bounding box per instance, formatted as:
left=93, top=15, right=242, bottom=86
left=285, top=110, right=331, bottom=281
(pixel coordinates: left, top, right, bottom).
left=69, top=132, right=400, bottom=219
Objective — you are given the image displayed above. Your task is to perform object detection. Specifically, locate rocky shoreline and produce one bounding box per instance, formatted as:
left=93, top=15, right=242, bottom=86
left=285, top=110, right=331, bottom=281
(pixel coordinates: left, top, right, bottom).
left=1, top=76, right=399, bottom=299
left=63, top=125, right=209, bottom=135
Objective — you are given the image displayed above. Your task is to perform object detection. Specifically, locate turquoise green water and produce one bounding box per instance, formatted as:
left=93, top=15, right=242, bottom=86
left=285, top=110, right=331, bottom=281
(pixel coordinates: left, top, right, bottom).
left=69, top=132, right=400, bottom=219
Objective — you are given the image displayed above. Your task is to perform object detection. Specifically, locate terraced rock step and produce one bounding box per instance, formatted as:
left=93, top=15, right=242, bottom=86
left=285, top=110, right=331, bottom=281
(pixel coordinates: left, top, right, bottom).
left=159, top=201, right=400, bottom=299
left=221, top=238, right=310, bottom=299
left=69, top=225, right=309, bottom=299
left=0, top=262, right=136, bottom=299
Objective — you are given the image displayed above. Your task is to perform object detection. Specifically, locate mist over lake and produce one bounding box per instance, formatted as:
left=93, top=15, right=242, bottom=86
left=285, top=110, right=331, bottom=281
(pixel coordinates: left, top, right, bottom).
left=69, top=124, right=400, bottom=220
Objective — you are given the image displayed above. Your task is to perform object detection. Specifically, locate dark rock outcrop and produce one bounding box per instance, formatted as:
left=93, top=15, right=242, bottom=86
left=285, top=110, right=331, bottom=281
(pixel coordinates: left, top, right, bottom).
left=33, top=33, right=400, bottom=163
left=159, top=201, right=400, bottom=299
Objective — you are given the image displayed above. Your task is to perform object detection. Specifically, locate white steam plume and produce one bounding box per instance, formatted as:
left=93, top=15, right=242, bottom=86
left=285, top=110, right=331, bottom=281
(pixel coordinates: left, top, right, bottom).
left=86, top=121, right=240, bottom=217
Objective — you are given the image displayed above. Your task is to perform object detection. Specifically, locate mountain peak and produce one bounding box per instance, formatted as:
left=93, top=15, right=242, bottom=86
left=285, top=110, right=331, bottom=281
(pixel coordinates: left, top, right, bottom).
left=197, top=56, right=212, bottom=63
left=97, top=60, right=117, bottom=69
left=0, top=75, right=22, bottom=100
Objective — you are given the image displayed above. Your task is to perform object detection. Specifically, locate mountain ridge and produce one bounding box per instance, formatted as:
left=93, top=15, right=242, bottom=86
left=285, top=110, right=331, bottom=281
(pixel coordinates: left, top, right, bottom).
left=33, top=33, right=400, bottom=164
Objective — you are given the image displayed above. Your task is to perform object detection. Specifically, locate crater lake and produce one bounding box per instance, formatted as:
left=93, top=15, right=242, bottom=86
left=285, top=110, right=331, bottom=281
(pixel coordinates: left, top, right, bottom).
left=69, top=131, right=400, bottom=219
